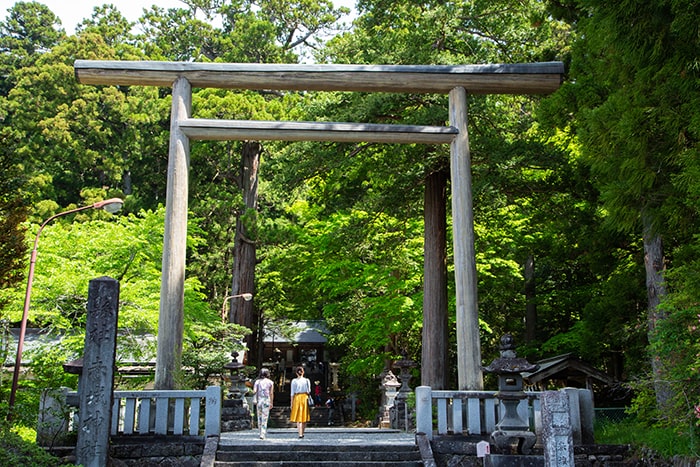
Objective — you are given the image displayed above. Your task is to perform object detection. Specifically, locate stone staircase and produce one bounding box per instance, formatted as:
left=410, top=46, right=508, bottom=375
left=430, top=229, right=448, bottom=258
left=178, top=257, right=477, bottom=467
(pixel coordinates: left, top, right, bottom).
left=214, top=444, right=423, bottom=466
left=212, top=429, right=423, bottom=467
left=267, top=405, right=340, bottom=428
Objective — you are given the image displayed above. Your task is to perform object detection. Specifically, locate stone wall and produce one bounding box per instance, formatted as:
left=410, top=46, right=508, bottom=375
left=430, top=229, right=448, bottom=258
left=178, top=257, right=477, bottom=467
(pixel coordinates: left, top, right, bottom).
left=109, top=436, right=205, bottom=467
left=429, top=436, right=636, bottom=467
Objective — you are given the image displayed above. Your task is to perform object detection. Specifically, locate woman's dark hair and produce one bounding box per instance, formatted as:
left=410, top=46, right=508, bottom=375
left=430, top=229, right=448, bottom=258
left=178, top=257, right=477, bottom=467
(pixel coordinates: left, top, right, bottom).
left=295, top=366, right=304, bottom=376
left=259, top=368, right=270, bottom=378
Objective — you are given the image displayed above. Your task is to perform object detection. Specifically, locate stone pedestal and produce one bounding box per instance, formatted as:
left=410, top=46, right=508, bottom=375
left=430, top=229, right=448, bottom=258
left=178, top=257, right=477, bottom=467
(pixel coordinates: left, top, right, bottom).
left=221, top=399, right=252, bottom=432
left=484, top=454, right=545, bottom=467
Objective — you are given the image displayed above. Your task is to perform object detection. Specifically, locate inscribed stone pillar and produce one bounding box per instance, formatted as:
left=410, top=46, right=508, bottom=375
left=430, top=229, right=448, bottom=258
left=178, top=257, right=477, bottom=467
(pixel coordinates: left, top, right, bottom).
left=541, top=390, right=574, bottom=467
left=75, top=276, right=120, bottom=467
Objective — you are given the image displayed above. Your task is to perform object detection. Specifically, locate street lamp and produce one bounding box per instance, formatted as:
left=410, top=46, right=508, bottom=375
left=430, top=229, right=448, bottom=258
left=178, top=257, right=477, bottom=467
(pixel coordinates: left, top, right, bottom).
left=221, top=293, right=253, bottom=322
left=8, top=198, right=124, bottom=417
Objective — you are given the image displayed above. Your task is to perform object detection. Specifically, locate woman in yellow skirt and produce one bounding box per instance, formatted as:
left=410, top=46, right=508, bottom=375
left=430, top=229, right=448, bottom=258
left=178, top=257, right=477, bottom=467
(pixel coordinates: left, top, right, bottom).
left=289, top=366, right=311, bottom=438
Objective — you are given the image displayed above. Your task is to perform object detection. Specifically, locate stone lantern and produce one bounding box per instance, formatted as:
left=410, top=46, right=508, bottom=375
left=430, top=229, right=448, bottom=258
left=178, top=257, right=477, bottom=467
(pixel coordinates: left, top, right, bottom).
left=221, top=351, right=252, bottom=431
left=329, top=362, right=341, bottom=391
left=392, top=353, right=416, bottom=430
left=380, top=371, right=401, bottom=428
left=393, top=353, right=416, bottom=396
left=483, top=334, right=539, bottom=454
left=223, top=351, right=249, bottom=401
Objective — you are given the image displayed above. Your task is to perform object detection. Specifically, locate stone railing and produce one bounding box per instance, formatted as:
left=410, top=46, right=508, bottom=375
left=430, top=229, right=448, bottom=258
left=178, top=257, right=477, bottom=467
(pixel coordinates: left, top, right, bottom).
left=111, top=386, right=221, bottom=437
left=415, top=386, right=594, bottom=443
left=38, top=385, right=221, bottom=445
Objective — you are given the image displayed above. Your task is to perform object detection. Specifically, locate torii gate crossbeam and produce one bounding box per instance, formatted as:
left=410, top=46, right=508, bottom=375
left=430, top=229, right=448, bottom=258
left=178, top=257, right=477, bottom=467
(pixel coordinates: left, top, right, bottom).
left=74, top=60, right=564, bottom=391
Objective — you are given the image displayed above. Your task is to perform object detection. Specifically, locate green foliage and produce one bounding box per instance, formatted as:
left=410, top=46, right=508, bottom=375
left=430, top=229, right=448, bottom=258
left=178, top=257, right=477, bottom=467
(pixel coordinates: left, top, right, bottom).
left=0, top=427, right=70, bottom=467
left=0, top=209, right=167, bottom=334
left=181, top=278, right=250, bottom=389
left=0, top=206, right=226, bottom=395
left=625, top=378, right=663, bottom=427
left=0, top=197, right=27, bottom=307
left=0, top=1, right=65, bottom=95
left=643, top=240, right=700, bottom=426
left=596, top=417, right=699, bottom=459
left=545, top=0, right=700, bottom=430
left=182, top=319, right=249, bottom=390
left=267, top=207, right=425, bottom=378
left=9, top=343, right=80, bottom=428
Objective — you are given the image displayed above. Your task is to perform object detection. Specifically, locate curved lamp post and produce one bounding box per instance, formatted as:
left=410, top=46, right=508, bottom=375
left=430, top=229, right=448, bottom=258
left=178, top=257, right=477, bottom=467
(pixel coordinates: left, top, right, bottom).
left=221, top=293, right=253, bottom=322
left=8, top=198, right=124, bottom=417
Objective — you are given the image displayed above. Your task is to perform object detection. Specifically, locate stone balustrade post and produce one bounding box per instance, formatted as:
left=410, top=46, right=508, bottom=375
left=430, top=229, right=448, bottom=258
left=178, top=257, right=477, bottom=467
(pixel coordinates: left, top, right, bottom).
left=415, top=385, right=433, bottom=439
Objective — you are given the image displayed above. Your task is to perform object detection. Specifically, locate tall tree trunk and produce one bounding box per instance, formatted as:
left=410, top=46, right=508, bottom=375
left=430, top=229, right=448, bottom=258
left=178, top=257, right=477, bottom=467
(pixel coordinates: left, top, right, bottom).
left=421, top=169, right=449, bottom=389
left=643, top=222, right=672, bottom=411
left=524, top=254, right=537, bottom=343
left=230, top=141, right=260, bottom=366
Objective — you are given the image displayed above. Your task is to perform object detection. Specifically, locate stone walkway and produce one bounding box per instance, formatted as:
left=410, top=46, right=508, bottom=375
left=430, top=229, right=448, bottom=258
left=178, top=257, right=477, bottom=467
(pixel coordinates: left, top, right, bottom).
left=218, top=427, right=418, bottom=447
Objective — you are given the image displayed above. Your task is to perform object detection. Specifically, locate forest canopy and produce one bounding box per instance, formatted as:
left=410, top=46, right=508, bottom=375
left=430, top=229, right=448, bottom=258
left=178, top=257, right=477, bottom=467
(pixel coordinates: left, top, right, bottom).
left=0, top=0, right=699, bottom=432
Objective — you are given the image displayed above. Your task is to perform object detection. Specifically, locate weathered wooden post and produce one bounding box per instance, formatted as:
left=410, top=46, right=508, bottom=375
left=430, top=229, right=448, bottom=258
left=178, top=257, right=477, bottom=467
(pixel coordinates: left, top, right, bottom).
left=75, top=276, right=119, bottom=467
left=449, top=86, right=482, bottom=390
left=155, top=77, right=191, bottom=390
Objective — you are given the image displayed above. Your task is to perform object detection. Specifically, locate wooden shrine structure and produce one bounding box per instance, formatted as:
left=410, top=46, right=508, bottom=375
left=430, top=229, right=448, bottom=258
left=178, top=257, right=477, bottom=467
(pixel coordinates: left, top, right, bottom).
left=74, top=60, right=565, bottom=391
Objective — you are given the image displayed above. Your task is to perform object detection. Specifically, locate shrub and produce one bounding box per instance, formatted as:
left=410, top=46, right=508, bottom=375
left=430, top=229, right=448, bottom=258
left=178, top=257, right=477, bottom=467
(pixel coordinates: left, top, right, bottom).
left=0, top=428, right=71, bottom=467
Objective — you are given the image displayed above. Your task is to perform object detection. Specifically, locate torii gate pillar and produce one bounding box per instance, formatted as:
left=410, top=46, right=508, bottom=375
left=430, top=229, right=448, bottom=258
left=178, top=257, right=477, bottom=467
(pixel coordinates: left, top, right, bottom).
left=155, top=77, right=191, bottom=389
left=449, top=87, right=482, bottom=389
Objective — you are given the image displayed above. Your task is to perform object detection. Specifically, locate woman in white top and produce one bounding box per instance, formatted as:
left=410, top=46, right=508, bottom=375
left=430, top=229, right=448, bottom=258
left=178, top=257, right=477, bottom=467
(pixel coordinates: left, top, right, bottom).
left=289, top=366, right=311, bottom=438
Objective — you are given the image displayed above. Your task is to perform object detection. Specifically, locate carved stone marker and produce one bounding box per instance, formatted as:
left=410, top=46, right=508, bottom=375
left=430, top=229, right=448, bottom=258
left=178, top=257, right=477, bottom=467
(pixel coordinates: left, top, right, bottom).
left=541, top=391, right=574, bottom=467
left=75, top=277, right=120, bottom=467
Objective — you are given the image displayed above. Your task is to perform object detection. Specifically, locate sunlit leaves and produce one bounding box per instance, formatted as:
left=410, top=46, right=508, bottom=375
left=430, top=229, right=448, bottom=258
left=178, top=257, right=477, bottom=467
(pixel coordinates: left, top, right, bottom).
left=0, top=1, right=64, bottom=94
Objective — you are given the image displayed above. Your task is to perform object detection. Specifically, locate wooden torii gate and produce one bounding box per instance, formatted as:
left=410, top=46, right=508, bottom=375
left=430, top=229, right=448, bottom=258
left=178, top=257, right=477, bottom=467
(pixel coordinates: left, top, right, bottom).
left=74, top=60, right=564, bottom=391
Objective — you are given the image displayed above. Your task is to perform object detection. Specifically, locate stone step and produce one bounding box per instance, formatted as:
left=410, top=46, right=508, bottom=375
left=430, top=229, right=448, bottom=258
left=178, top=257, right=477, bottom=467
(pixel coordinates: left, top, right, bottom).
left=215, top=462, right=422, bottom=467
left=214, top=461, right=422, bottom=466
left=216, top=445, right=422, bottom=464
left=266, top=406, right=340, bottom=428
left=215, top=443, right=422, bottom=467
left=214, top=429, right=422, bottom=467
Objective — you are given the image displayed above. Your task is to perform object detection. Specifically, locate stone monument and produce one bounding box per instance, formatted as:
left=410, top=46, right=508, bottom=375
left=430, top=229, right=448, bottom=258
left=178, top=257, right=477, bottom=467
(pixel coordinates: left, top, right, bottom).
left=75, top=277, right=120, bottom=467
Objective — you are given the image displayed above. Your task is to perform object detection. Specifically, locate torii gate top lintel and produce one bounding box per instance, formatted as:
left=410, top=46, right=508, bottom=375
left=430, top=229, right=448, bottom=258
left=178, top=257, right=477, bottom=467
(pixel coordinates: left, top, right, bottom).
left=74, top=60, right=564, bottom=95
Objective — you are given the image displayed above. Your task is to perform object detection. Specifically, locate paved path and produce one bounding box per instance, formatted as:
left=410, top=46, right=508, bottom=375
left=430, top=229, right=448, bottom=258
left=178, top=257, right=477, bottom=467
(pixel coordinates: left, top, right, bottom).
left=219, top=427, right=418, bottom=447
